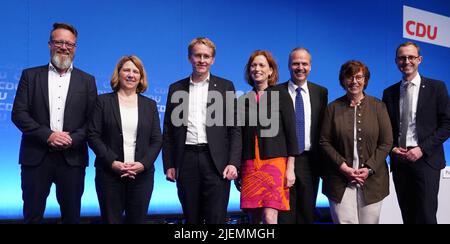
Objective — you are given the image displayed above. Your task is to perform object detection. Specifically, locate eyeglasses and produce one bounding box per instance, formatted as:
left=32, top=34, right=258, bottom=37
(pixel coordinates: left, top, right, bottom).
left=192, top=53, right=212, bottom=60
left=50, top=40, right=76, bottom=49
left=396, top=56, right=419, bottom=63
left=345, top=75, right=365, bottom=82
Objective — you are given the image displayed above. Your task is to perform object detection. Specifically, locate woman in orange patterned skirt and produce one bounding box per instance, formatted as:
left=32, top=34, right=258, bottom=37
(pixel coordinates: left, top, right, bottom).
left=239, top=50, right=299, bottom=224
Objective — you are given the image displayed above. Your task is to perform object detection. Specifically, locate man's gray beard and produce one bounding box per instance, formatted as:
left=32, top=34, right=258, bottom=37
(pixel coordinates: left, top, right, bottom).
left=51, top=53, right=73, bottom=71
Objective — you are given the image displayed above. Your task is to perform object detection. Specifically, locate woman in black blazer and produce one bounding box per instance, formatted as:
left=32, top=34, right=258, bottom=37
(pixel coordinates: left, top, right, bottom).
left=88, top=55, right=162, bottom=224
left=239, top=50, right=299, bottom=224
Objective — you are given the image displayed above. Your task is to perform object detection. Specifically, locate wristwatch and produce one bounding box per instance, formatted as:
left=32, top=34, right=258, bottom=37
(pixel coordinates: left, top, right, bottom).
left=368, top=168, right=374, bottom=176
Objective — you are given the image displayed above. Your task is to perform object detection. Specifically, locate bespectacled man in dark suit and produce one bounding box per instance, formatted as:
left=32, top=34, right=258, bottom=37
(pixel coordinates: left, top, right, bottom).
left=162, top=37, right=241, bottom=224
left=382, top=41, right=450, bottom=224
left=12, top=22, right=97, bottom=224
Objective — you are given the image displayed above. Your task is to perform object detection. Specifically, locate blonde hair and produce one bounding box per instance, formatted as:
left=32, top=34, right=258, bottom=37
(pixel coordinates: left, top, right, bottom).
left=110, top=55, right=148, bottom=93
left=188, top=37, right=216, bottom=57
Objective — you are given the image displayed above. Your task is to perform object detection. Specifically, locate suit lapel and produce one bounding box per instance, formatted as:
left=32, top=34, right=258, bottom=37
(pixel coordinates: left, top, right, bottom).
left=416, top=76, right=428, bottom=117
left=64, top=68, right=79, bottom=110
left=136, top=95, right=144, bottom=141
left=111, top=93, right=123, bottom=132
left=39, top=66, right=50, bottom=115
left=308, top=82, right=319, bottom=127
left=207, top=75, right=218, bottom=107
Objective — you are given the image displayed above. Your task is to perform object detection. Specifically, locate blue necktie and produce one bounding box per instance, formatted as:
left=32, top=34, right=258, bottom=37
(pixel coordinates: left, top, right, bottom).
left=296, top=87, right=305, bottom=153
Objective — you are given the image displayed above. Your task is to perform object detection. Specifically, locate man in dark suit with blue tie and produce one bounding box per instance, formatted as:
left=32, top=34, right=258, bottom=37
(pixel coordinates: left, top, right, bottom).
left=11, top=23, right=97, bottom=224
left=162, top=37, right=241, bottom=224
left=278, top=48, right=328, bottom=224
left=382, top=41, right=450, bottom=224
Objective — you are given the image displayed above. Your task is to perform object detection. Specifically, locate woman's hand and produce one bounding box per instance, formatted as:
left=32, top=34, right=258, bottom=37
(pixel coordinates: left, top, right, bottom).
left=285, top=156, right=296, bottom=188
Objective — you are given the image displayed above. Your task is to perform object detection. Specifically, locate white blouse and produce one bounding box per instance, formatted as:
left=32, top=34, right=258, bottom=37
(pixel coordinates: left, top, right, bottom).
left=120, top=105, right=138, bottom=163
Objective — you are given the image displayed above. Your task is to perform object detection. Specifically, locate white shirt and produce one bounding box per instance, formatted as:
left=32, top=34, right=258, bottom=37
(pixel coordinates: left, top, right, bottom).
left=400, top=73, right=421, bottom=147
left=120, top=105, right=138, bottom=163
left=353, top=106, right=360, bottom=170
left=48, top=63, right=72, bottom=132
left=185, top=75, right=210, bottom=145
left=288, top=80, right=312, bottom=151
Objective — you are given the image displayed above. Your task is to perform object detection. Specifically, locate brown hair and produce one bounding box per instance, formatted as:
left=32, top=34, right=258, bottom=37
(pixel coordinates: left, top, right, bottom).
left=245, top=50, right=279, bottom=87
left=396, top=41, right=421, bottom=57
left=50, top=22, right=78, bottom=40
left=339, top=60, right=370, bottom=90
left=110, top=55, right=148, bottom=93
left=188, top=37, right=216, bottom=57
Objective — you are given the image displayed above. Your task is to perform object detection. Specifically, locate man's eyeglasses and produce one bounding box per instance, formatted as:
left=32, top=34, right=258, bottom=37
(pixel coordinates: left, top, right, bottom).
left=50, top=40, right=76, bottom=49
left=192, top=53, right=212, bottom=60
left=345, top=75, right=365, bottom=82
left=396, top=56, right=419, bottom=63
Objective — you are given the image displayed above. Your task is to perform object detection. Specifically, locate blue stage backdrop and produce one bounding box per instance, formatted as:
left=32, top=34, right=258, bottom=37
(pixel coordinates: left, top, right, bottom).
left=0, top=0, right=448, bottom=219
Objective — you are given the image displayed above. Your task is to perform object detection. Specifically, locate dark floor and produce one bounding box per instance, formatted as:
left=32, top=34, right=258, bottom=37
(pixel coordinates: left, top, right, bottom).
left=0, top=208, right=332, bottom=224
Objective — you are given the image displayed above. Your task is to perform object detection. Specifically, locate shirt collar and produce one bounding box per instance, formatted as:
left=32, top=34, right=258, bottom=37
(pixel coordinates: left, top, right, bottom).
left=289, top=80, right=308, bottom=94
left=402, top=72, right=421, bottom=87
left=49, top=62, right=73, bottom=75
left=190, top=74, right=210, bottom=86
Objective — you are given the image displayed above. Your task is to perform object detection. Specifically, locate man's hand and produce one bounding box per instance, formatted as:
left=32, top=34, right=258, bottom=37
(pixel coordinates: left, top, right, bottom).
left=405, top=147, right=423, bottom=162
left=166, top=168, right=176, bottom=182
left=392, top=147, right=408, bottom=161
left=223, top=165, right=238, bottom=180
left=47, top=131, right=72, bottom=149
left=392, top=146, right=423, bottom=163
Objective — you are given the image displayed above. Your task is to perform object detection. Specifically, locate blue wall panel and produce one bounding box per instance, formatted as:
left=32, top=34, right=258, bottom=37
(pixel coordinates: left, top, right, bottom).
left=0, top=0, right=448, bottom=219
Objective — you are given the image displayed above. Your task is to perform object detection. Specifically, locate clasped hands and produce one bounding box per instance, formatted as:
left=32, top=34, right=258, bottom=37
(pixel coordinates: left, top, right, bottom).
left=112, top=161, right=144, bottom=180
left=47, top=131, right=72, bottom=149
left=339, top=163, right=369, bottom=187
left=392, top=147, right=423, bottom=163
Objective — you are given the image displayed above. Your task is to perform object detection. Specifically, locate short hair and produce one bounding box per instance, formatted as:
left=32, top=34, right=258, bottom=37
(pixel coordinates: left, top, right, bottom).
left=396, top=41, right=421, bottom=57
left=49, top=22, right=78, bottom=40
left=338, top=60, right=370, bottom=90
left=289, top=47, right=312, bottom=64
left=110, top=55, right=148, bottom=94
left=188, top=37, right=216, bottom=57
left=245, top=50, right=279, bottom=87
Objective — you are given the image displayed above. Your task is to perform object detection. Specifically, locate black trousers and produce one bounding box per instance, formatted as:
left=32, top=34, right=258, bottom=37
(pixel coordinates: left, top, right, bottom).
left=21, top=152, right=85, bottom=224
left=95, top=167, right=154, bottom=224
left=177, top=145, right=231, bottom=224
left=278, top=152, right=319, bottom=224
left=393, top=159, right=441, bottom=224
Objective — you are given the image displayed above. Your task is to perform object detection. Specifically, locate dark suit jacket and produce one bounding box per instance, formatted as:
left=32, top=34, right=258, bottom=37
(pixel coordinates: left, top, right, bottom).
left=240, top=85, right=299, bottom=160
left=88, top=92, right=162, bottom=171
left=278, top=81, right=328, bottom=156
left=12, top=65, right=97, bottom=166
left=382, top=76, right=450, bottom=170
left=162, top=75, right=242, bottom=175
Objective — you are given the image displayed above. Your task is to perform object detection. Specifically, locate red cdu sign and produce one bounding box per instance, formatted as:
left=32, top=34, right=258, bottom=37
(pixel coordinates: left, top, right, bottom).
left=403, top=6, right=450, bottom=48
left=405, top=21, right=438, bottom=40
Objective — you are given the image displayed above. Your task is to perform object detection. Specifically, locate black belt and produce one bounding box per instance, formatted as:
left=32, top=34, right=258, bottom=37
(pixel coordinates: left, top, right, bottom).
left=300, top=150, right=312, bottom=156
left=185, top=144, right=209, bottom=152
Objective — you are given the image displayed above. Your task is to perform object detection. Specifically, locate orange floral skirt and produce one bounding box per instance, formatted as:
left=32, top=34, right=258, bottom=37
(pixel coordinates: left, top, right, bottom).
left=240, top=137, right=289, bottom=210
